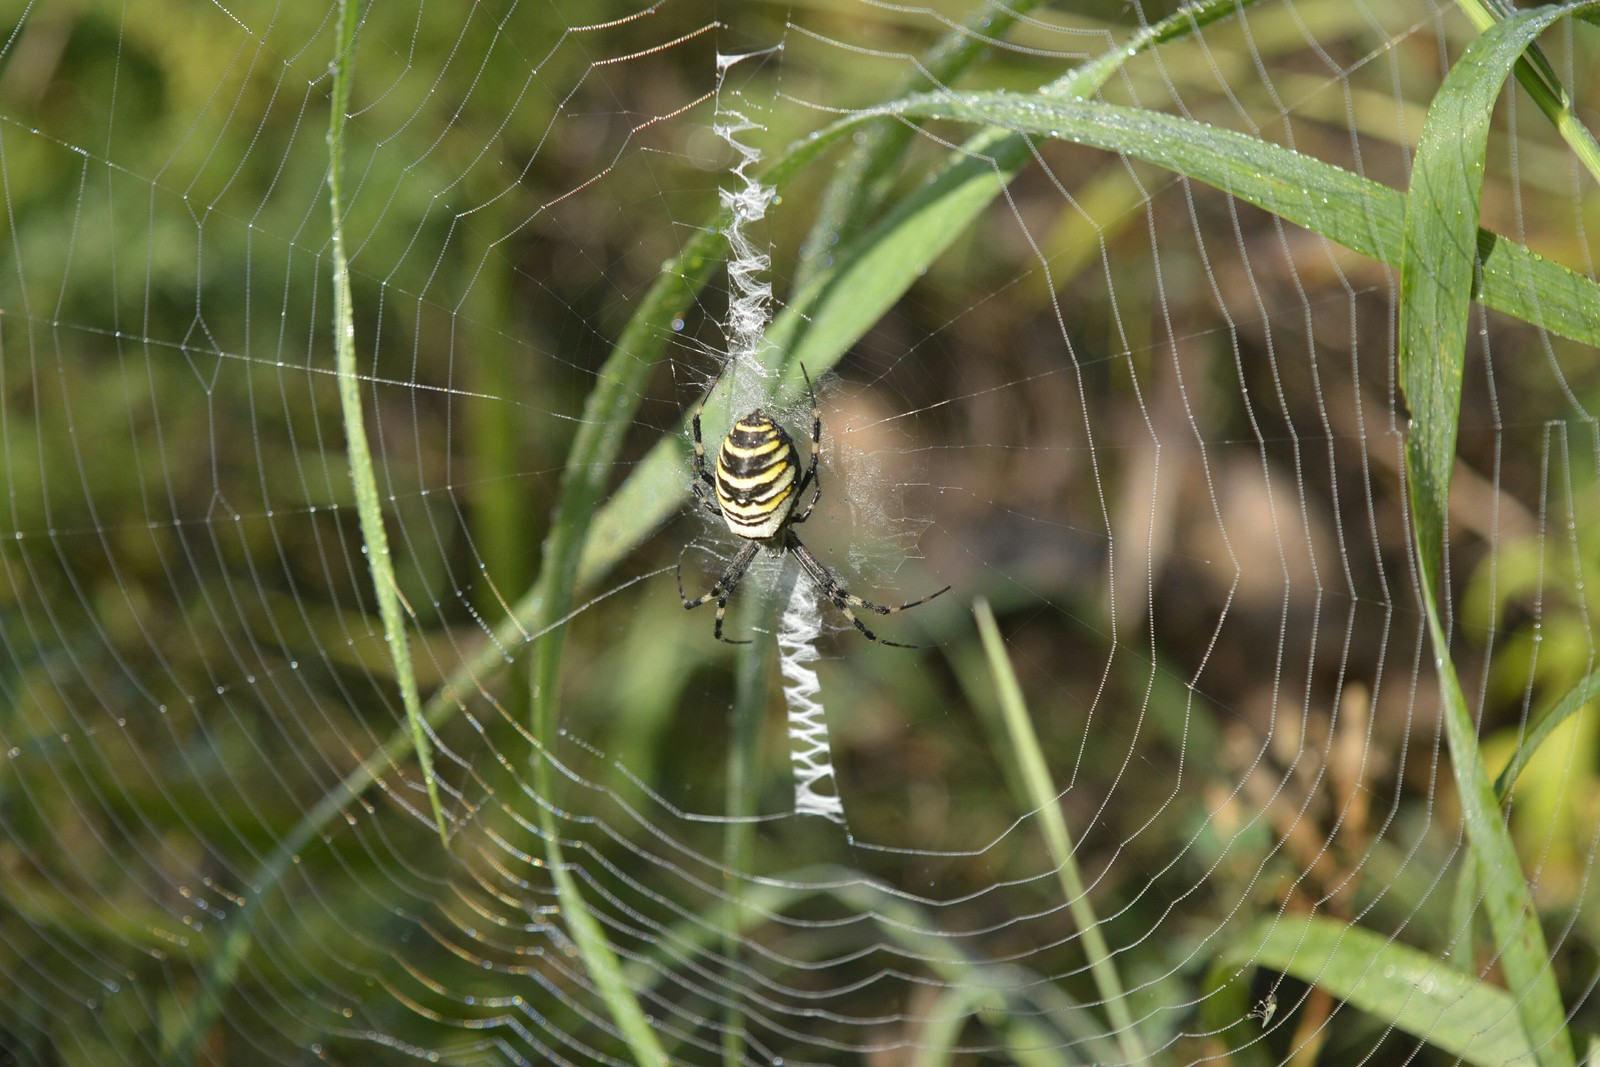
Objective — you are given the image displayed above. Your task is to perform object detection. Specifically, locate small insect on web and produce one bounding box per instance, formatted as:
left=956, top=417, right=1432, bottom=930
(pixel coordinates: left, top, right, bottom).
left=677, top=365, right=951, bottom=647
left=1248, top=992, right=1278, bottom=1027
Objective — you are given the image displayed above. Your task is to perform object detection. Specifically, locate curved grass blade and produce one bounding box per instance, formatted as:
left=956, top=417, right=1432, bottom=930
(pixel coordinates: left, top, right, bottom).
left=975, top=598, right=1146, bottom=1062
left=171, top=1, right=445, bottom=1055
left=515, top=227, right=738, bottom=1067
left=172, top=115, right=862, bottom=1060
left=580, top=88, right=1600, bottom=590
left=1398, top=6, right=1596, bottom=1064
left=793, top=0, right=1052, bottom=291
left=779, top=0, right=1269, bottom=399
left=795, top=0, right=1263, bottom=291
left=322, top=2, right=450, bottom=851
left=872, top=93, right=1600, bottom=350
left=1493, top=665, right=1600, bottom=798
left=1220, top=914, right=1545, bottom=1066
left=1453, top=0, right=1600, bottom=184
left=579, top=0, right=1274, bottom=588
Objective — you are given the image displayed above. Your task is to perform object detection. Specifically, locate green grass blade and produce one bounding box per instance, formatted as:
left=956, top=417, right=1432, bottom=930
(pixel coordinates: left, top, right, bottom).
left=1401, top=2, right=1595, bottom=561
left=794, top=0, right=1052, bottom=291
left=1454, top=0, right=1600, bottom=185
left=517, top=226, right=734, bottom=1067
left=1405, top=641, right=1565, bottom=1067
left=171, top=40, right=874, bottom=1056
left=542, top=851, right=668, bottom=1065
left=1493, top=665, right=1600, bottom=798
left=974, top=598, right=1146, bottom=1062
left=579, top=0, right=1274, bottom=587
left=1399, top=7, right=1595, bottom=1064
left=629, top=866, right=1123, bottom=1064
left=780, top=0, right=1267, bottom=382
left=794, top=0, right=1261, bottom=292
left=324, top=0, right=449, bottom=849
left=1223, top=914, right=1546, bottom=1066
left=171, top=2, right=451, bottom=1054
left=873, top=93, right=1600, bottom=349
left=580, top=90, right=1600, bottom=591
left=771, top=131, right=1027, bottom=376
left=721, top=591, right=776, bottom=1067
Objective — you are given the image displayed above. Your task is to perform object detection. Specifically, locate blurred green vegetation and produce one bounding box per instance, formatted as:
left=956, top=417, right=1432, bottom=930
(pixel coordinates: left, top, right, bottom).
left=3, top=0, right=1600, bottom=1064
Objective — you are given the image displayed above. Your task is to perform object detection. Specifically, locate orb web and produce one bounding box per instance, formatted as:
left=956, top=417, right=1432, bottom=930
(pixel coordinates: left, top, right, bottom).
left=2, top=2, right=1598, bottom=1065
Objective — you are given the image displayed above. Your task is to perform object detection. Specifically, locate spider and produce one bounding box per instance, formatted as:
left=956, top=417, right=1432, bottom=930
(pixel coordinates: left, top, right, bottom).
left=677, top=365, right=951, bottom=647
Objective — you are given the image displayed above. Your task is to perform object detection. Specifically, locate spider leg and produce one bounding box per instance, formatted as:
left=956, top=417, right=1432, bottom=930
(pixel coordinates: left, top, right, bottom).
left=678, top=541, right=759, bottom=645
left=790, top=364, right=823, bottom=525
left=788, top=534, right=951, bottom=648
left=687, top=369, right=729, bottom=518
left=690, top=476, right=721, bottom=517
left=691, top=386, right=717, bottom=495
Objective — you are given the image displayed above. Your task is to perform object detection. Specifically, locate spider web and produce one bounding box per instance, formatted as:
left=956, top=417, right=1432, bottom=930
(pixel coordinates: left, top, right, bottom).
left=3, top=1, right=1599, bottom=1064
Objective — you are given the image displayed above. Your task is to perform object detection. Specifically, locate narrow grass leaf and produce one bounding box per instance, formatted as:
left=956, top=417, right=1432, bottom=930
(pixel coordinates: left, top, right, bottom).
left=346, top=4, right=675, bottom=1057
left=1399, top=8, right=1594, bottom=1065
left=518, top=232, right=731, bottom=1067
left=581, top=90, right=1600, bottom=592
left=771, top=133, right=1026, bottom=375
left=875, top=93, right=1600, bottom=350
left=173, top=2, right=443, bottom=1054
left=974, top=598, right=1145, bottom=1063
left=721, top=589, right=777, bottom=1066
left=579, top=0, right=1273, bottom=588
left=778, top=0, right=1269, bottom=387
left=1224, top=914, right=1544, bottom=1066
left=1493, top=665, right=1600, bottom=799
left=323, top=1, right=449, bottom=849
left=1453, top=0, right=1600, bottom=184
left=794, top=0, right=1052, bottom=291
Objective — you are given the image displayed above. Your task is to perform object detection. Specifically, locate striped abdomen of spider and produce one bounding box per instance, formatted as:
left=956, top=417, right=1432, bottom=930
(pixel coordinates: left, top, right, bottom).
left=677, top=367, right=950, bottom=647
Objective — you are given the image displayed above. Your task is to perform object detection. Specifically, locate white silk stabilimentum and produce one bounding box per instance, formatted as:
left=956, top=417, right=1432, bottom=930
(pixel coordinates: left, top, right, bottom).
left=778, top=570, right=843, bottom=820
left=713, top=52, right=776, bottom=373
left=715, top=49, right=838, bottom=821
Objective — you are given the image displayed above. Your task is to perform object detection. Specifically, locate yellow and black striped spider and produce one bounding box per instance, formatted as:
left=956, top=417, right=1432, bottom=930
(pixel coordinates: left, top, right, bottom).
left=677, top=366, right=950, bottom=647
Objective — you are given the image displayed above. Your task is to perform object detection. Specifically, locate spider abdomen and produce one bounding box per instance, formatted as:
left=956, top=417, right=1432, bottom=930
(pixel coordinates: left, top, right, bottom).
left=715, top=411, right=798, bottom=540
left=682, top=365, right=948, bottom=645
